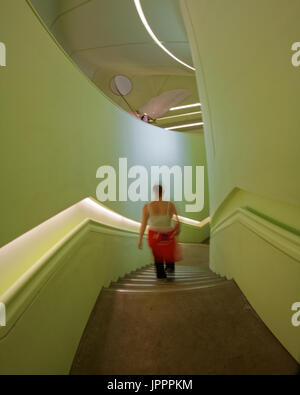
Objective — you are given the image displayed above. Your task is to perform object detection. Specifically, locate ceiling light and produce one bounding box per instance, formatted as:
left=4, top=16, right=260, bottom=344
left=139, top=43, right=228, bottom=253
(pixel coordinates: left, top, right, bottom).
left=133, top=0, right=195, bottom=71
left=165, top=122, right=204, bottom=130
left=157, top=111, right=202, bottom=121
left=170, top=103, right=201, bottom=111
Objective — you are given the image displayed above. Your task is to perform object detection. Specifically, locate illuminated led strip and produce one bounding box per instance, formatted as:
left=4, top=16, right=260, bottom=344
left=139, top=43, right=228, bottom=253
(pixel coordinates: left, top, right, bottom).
left=177, top=215, right=211, bottom=227
left=165, top=122, right=204, bottom=130
left=133, top=0, right=195, bottom=71
left=0, top=197, right=210, bottom=335
left=0, top=196, right=211, bottom=294
left=170, top=103, right=201, bottom=111
left=157, top=111, right=202, bottom=121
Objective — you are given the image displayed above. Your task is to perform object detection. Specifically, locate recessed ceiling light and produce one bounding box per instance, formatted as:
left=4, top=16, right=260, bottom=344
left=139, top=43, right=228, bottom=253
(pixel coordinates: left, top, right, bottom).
left=133, top=0, right=195, bottom=71
left=157, top=111, right=202, bottom=121
left=165, top=122, right=204, bottom=130
left=170, top=103, right=201, bottom=111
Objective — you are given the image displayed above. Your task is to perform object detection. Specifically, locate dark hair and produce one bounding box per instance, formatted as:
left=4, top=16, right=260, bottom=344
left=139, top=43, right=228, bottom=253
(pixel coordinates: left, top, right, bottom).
left=153, top=184, right=163, bottom=197
left=158, top=185, right=163, bottom=196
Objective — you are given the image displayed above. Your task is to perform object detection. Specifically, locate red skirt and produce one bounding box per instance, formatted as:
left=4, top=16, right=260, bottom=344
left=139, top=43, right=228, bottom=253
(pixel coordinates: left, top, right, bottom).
left=148, top=229, right=182, bottom=263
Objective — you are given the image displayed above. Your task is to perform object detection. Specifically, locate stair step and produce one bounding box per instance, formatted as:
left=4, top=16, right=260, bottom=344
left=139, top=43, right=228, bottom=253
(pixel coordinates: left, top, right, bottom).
left=105, top=281, right=228, bottom=293
left=72, top=275, right=299, bottom=375
left=139, top=268, right=210, bottom=273
left=109, top=260, right=226, bottom=295
left=135, top=270, right=217, bottom=275
left=136, top=271, right=213, bottom=276
left=110, top=278, right=226, bottom=289
left=126, top=273, right=216, bottom=280
left=118, top=276, right=221, bottom=284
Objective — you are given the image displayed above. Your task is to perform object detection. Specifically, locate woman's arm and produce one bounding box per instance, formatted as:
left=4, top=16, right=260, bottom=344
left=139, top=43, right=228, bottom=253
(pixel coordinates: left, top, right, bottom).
left=138, top=204, right=149, bottom=249
left=171, top=203, right=181, bottom=235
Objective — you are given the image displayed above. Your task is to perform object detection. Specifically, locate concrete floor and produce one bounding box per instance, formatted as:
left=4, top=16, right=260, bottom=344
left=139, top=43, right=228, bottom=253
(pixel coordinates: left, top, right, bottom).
left=71, top=245, right=299, bottom=375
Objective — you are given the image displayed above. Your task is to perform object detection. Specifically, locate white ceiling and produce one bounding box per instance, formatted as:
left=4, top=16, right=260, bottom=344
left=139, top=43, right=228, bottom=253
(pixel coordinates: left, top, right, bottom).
left=31, top=0, right=202, bottom=130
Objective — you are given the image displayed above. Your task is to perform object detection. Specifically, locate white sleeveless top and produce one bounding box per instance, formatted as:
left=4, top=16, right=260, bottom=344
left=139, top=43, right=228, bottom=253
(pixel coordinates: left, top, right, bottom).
left=148, top=201, right=173, bottom=232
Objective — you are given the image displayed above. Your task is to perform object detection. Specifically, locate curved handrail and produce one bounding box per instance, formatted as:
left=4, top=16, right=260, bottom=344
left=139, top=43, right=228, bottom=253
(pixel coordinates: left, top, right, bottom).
left=0, top=219, right=140, bottom=340
left=211, top=207, right=300, bottom=262
left=0, top=197, right=210, bottom=338
left=0, top=197, right=210, bottom=296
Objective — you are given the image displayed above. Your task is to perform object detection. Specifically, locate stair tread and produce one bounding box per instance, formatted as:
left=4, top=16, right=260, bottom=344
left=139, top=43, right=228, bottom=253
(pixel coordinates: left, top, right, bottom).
left=118, top=277, right=223, bottom=284
left=105, top=281, right=229, bottom=293
left=70, top=259, right=299, bottom=375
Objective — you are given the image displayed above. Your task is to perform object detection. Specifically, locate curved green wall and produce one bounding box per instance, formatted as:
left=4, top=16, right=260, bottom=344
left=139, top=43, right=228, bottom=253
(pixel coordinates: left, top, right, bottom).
left=0, top=221, right=152, bottom=374
left=181, top=0, right=300, bottom=362
left=0, top=0, right=209, bottom=249
left=0, top=1, right=209, bottom=374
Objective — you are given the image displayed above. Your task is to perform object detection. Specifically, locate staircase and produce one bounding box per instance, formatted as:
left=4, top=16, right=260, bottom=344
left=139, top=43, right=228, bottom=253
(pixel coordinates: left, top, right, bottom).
left=109, top=263, right=227, bottom=292
left=71, top=260, right=299, bottom=375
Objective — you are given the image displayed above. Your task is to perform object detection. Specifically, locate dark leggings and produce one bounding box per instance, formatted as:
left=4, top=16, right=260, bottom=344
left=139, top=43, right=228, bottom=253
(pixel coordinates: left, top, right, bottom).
left=154, top=261, right=175, bottom=278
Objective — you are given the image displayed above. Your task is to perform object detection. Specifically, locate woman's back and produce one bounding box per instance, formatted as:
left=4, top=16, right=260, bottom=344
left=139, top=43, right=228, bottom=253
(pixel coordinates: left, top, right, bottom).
left=148, top=201, right=173, bottom=232
left=138, top=185, right=182, bottom=276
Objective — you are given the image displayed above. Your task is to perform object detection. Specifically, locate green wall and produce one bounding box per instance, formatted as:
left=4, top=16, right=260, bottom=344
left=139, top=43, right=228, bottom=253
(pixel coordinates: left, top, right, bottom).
left=0, top=222, right=152, bottom=374
left=0, top=0, right=210, bottom=373
left=181, top=0, right=300, bottom=362
left=0, top=0, right=209, bottom=249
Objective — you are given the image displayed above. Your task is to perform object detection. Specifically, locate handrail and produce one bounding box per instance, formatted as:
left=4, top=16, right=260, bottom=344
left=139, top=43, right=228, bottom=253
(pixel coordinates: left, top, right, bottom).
left=0, top=197, right=210, bottom=339
left=0, top=219, right=140, bottom=340
left=211, top=207, right=300, bottom=262
left=0, top=197, right=210, bottom=296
